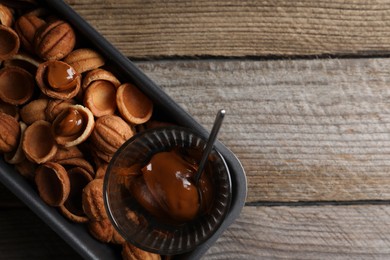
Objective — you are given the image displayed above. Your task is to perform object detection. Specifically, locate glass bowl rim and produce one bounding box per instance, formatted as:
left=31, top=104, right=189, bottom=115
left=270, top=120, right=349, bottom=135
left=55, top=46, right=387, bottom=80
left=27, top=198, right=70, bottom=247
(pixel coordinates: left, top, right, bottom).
left=103, top=125, right=233, bottom=255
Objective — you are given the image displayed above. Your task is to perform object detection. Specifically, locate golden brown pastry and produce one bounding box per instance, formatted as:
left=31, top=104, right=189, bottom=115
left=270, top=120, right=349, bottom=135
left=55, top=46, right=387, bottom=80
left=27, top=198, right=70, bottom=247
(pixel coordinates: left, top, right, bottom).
left=64, top=48, right=105, bottom=74
left=0, top=66, right=34, bottom=105
left=116, top=83, right=153, bottom=125
left=36, top=60, right=81, bottom=100
left=34, top=19, right=76, bottom=60
left=82, top=179, right=107, bottom=221
left=35, top=162, right=70, bottom=206
left=122, top=242, right=161, bottom=260
left=59, top=167, right=93, bottom=223
left=15, top=14, right=45, bottom=53
left=0, top=112, right=20, bottom=153
left=22, top=120, right=57, bottom=164
left=0, top=24, right=19, bottom=60
left=90, top=115, right=134, bottom=156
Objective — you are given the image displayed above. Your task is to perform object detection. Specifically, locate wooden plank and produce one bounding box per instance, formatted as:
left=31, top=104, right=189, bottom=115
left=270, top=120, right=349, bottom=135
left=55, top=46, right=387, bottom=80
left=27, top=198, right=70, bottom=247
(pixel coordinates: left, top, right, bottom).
left=2, top=205, right=390, bottom=259
left=65, top=0, right=390, bottom=58
left=204, top=205, right=390, bottom=259
left=135, top=58, right=390, bottom=202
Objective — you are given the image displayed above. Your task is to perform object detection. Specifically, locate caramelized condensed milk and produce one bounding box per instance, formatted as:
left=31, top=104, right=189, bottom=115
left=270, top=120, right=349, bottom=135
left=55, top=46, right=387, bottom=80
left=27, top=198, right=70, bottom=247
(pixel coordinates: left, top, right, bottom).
left=51, top=104, right=95, bottom=148
left=128, top=148, right=214, bottom=225
left=53, top=107, right=84, bottom=137
left=36, top=60, right=81, bottom=100
left=46, top=61, right=78, bottom=91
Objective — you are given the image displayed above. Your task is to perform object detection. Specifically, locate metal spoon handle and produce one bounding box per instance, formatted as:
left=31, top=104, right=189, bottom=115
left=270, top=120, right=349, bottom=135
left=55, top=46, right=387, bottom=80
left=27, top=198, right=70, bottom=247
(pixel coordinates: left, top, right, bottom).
left=194, top=109, right=225, bottom=184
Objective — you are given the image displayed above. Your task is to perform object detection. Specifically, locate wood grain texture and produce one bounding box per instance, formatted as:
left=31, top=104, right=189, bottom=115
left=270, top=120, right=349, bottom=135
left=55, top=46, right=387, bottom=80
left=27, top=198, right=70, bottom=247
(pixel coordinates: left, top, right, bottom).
left=204, top=205, right=390, bottom=259
left=135, top=58, right=390, bottom=202
left=65, top=0, right=390, bottom=58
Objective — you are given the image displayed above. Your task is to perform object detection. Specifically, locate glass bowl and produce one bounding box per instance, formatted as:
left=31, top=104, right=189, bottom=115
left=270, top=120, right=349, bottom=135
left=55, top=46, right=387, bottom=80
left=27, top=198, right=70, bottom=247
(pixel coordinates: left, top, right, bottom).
left=103, top=126, right=232, bottom=255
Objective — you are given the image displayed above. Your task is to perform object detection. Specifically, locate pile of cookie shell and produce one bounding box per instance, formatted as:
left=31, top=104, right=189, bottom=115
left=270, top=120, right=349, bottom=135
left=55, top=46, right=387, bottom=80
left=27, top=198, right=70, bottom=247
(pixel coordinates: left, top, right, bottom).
left=0, top=1, right=166, bottom=259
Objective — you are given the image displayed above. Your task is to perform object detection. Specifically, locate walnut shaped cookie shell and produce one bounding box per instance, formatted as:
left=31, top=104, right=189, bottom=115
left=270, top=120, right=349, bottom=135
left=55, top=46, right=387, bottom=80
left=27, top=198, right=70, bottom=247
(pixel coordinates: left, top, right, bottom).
left=33, top=19, right=76, bottom=61
left=51, top=146, right=83, bottom=162
left=82, top=178, right=107, bottom=221
left=59, top=166, right=93, bottom=223
left=81, top=69, right=120, bottom=117
left=15, top=14, right=45, bottom=53
left=36, top=60, right=81, bottom=100
left=0, top=4, right=14, bottom=27
left=122, top=242, right=161, bottom=260
left=0, top=24, right=19, bottom=61
left=88, top=219, right=114, bottom=243
left=2, top=52, right=41, bottom=75
left=116, top=83, right=153, bottom=125
left=20, top=98, right=48, bottom=125
left=52, top=104, right=94, bottom=148
left=63, top=48, right=105, bottom=74
left=0, top=112, right=20, bottom=153
left=89, top=114, right=134, bottom=156
left=0, top=99, right=19, bottom=119
left=56, top=157, right=95, bottom=179
left=45, top=98, right=76, bottom=122
left=35, top=162, right=70, bottom=207
left=83, top=80, right=117, bottom=117
left=0, top=66, right=34, bottom=105
left=4, top=121, right=26, bottom=164
left=81, top=68, right=121, bottom=91
left=88, top=218, right=126, bottom=245
left=22, top=120, right=57, bottom=164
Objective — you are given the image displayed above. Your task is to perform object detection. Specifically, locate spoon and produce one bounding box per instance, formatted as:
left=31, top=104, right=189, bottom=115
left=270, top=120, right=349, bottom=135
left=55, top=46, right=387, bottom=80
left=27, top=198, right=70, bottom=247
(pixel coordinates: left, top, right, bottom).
left=194, top=109, right=226, bottom=185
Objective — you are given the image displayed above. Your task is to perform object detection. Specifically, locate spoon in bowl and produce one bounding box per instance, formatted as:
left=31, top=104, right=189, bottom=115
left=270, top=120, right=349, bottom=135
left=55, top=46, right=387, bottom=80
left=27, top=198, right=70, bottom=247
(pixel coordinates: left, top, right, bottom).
left=194, top=109, right=226, bottom=185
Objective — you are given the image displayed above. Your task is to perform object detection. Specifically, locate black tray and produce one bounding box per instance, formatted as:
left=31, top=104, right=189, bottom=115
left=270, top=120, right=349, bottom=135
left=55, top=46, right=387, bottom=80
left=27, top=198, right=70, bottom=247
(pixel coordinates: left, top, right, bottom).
left=0, top=1, right=247, bottom=259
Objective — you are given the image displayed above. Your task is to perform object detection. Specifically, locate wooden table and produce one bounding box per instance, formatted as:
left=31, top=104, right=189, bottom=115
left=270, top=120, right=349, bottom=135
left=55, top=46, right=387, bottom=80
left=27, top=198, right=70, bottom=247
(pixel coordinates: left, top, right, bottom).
left=2, top=0, right=390, bottom=259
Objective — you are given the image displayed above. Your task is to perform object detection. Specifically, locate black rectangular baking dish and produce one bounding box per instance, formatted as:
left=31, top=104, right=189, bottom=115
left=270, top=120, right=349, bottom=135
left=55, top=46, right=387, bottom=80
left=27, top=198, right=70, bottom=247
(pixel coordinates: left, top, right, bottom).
left=0, top=0, right=247, bottom=259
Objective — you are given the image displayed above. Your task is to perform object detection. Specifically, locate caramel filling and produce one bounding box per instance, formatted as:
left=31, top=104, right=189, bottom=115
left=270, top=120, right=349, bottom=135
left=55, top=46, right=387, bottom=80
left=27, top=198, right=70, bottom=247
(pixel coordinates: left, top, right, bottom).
left=53, top=107, right=84, bottom=137
left=46, top=61, right=78, bottom=91
left=138, top=150, right=206, bottom=223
